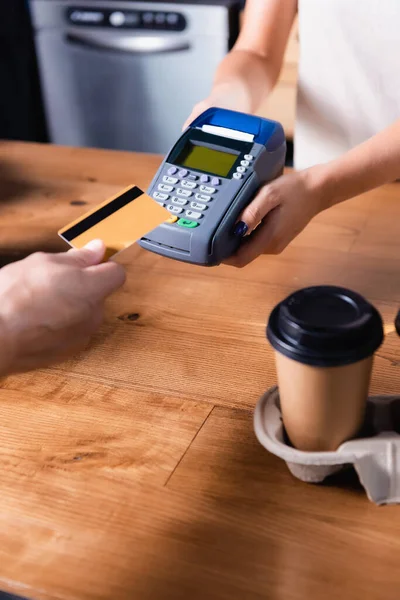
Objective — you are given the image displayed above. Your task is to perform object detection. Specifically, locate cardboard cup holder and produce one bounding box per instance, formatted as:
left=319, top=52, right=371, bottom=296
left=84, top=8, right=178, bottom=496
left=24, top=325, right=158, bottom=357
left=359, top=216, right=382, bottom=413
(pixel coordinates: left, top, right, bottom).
left=254, top=386, right=400, bottom=505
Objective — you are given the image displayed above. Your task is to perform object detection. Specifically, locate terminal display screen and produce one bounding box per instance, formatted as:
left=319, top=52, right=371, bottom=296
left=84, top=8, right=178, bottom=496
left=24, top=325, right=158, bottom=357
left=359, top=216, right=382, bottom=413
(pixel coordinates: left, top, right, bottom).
left=177, top=142, right=238, bottom=177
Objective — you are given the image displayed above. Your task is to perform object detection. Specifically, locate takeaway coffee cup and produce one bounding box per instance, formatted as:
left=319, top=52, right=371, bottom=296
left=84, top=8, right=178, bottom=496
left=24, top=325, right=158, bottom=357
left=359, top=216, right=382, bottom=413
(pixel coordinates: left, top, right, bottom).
left=266, top=286, right=384, bottom=452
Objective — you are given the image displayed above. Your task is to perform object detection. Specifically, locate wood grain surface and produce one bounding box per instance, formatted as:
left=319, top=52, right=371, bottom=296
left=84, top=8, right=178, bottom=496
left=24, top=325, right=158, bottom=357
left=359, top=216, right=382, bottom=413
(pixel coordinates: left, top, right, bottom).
left=0, top=141, right=399, bottom=600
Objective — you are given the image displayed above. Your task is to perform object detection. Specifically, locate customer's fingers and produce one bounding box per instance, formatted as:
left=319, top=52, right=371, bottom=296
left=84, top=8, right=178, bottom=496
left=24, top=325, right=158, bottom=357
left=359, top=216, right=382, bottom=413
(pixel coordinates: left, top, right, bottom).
left=57, top=239, right=107, bottom=267
left=84, top=260, right=126, bottom=299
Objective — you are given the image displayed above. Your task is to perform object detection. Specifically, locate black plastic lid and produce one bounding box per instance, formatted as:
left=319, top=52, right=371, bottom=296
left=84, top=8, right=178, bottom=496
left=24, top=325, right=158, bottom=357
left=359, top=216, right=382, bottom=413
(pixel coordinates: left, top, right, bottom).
left=267, top=286, right=384, bottom=367
left=396, top=310, right=400, bottom=336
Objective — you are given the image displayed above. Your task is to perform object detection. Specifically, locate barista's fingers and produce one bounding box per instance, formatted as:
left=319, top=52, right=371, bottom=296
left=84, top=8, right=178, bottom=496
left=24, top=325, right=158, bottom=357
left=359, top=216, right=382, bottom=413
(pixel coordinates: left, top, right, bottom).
left=225, top=207, right=282, bottom=267
left=233, top=183, right=282, bottom=237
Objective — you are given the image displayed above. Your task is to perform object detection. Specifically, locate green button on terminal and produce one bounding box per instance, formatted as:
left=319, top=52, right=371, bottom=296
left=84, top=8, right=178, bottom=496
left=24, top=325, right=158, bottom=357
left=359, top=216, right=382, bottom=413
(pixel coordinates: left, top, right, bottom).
left=177, top=219, right=199, bottom=228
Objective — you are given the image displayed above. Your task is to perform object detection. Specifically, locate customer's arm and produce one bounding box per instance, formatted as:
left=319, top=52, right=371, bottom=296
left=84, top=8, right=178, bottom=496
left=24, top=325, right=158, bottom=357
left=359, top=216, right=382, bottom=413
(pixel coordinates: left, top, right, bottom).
left=183, top=0, right=297, bottom=128
left=227, top=118, right=400, bottom=267
left=0, top=240, right=125, bottom=375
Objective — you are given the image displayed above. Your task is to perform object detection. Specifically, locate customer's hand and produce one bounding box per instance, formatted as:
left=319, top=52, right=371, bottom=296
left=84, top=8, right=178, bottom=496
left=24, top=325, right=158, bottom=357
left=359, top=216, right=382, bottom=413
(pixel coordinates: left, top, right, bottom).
left=226, top=168, right=327, bottom=267
left=0, top=240, right=126, bottom=375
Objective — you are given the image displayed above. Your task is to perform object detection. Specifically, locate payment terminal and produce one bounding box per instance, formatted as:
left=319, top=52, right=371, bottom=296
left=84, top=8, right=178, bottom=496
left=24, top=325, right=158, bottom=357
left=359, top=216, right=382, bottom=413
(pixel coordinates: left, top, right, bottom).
left=139, top=108, right=286, bottom=266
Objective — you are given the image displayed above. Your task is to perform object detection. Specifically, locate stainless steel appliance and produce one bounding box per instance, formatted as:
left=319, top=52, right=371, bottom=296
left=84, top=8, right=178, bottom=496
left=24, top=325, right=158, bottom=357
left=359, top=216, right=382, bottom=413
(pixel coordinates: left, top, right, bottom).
left=30, top=0, right=240, bottom=153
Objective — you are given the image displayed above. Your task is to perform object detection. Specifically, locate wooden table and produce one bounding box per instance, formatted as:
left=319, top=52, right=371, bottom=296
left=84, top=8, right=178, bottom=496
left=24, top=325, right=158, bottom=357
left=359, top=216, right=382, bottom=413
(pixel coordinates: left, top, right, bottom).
left=0, top=141, right=399, bottom=600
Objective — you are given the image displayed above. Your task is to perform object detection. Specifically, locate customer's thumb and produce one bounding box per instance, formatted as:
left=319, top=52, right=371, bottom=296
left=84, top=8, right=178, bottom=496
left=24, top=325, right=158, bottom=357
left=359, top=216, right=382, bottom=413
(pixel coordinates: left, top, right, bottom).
left=65, top=239, right=106, bottom=267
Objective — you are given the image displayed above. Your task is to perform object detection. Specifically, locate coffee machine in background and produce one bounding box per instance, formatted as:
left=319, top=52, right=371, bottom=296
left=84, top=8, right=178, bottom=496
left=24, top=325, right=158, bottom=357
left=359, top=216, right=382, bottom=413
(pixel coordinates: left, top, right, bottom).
left=29, top=0, right=242, bottom=155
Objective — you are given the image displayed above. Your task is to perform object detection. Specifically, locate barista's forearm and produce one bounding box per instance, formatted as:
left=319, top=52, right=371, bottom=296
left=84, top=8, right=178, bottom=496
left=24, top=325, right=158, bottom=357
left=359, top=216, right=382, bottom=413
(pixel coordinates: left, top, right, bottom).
left=310, top=118, right=400, bottom=209
left=211, top=50, right=278, bottom=114
left=211, top=0, right=297, bottom=113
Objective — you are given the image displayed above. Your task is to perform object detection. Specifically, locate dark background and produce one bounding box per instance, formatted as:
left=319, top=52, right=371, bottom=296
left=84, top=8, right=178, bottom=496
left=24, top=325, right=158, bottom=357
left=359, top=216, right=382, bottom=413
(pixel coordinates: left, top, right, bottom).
left=0, top=0, right=47, bottom=142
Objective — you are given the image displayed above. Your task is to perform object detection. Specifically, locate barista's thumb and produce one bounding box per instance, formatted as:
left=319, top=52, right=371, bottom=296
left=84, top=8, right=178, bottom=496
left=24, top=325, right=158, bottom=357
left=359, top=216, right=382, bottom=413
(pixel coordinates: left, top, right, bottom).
left=233, top=183, right=281, bottom=237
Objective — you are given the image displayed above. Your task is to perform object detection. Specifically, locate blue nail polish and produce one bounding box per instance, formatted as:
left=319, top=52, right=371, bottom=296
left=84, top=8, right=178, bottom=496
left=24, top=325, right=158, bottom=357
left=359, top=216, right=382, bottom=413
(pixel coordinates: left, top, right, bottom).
left=234, top=221, right=248, bottom=237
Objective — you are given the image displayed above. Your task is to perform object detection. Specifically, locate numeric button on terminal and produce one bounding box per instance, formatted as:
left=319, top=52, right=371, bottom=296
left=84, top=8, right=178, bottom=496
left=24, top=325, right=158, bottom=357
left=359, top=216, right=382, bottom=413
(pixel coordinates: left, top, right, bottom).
left=177, top=188, right=193, bottom=197
left=195, top=193, right=211, bottom=202
left=153, top=192, right=169, bottom=201
left=190, top=202, right=207, bottom=211
left=171, top=197, right=188, bottom=206
left=167, top=205, right=183, bottom=214
left=181, top=180, right=197, bottom=189
left=158, top=184, right=174, bottom=192
left=199, top=185, right=215, bottom=194
left=163, top=176, right=178, bottom=185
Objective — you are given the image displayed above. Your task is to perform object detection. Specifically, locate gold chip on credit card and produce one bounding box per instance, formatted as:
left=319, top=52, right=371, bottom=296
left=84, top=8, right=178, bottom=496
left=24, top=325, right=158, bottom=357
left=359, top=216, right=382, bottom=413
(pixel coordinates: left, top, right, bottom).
left=58, top=185, right=170, bottom=260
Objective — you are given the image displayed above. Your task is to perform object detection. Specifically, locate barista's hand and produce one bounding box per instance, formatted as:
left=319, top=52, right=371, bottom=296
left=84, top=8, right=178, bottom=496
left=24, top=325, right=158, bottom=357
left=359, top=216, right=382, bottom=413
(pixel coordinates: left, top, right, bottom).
left=182, top=83, right=252, bottom=130
left=0, top=240, right=126, bottom=375
left=225, top=168, right=327, bottom=267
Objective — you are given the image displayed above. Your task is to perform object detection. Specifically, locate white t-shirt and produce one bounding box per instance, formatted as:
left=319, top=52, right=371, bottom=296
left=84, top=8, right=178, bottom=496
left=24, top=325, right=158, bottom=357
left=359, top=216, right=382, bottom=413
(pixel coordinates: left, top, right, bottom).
left=294, top=0, right=400, bottom=170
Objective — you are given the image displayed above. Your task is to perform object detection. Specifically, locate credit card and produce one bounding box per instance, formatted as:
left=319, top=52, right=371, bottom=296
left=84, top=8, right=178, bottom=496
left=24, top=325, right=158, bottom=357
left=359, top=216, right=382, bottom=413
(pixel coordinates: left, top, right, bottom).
left=58, top=185, right=170, bottom=260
